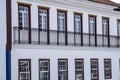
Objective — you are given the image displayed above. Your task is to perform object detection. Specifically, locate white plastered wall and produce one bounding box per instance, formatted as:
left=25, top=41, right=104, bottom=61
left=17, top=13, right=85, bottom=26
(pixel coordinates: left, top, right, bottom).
left=11, top=0, right=120, bottom=80
left=0, top=0, right=6, bottom=80
left=11, top=45, right=120, bottom=80
left=12, top=0, right=120, bottom=42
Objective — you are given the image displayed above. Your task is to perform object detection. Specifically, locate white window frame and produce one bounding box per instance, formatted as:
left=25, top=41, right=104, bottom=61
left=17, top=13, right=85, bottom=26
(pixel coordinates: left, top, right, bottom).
left=19, top=59, right=31, bottom=80
left=19, top=6, right=29, bottom=29
left=104, top=59, right=112, bottom=79
left=117, top=20, right=120, bottom=36
left=39, top=9, right=47, bottom=31
left=39, top=59, right=50, bottom=80
left=75, top=59, right=84, bottom=80
left=103, top=19, right=108, bottom=36
left=91, top=59, right=99, bottom=80
left=58, top=59, right=68, bottom=80
left=74, top=15, right=81, bottom=33
left=58, top=12, right=65, bottom=32
left=89, top=16, right=95, bottom=34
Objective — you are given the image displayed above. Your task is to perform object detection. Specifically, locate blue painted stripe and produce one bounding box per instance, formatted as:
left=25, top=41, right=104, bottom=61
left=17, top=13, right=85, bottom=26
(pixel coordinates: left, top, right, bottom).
left=6, top=50, right=11, bottom=80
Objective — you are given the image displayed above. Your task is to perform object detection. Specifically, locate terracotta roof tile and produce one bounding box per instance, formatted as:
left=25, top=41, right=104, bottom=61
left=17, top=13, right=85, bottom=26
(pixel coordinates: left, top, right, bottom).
left=89, top=0, right=120, bottom=6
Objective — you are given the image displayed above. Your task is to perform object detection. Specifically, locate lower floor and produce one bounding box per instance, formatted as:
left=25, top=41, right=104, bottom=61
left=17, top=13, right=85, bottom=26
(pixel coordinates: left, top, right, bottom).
left=11, top=45, right=120, bottom=80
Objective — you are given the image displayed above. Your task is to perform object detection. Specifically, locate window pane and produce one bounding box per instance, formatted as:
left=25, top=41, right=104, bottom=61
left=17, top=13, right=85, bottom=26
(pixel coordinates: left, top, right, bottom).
left=75, top=59, right=84, bottom=80
left=91, top=59, right=99, bottom=80
left=89, top=16, right=95, bottom=34
left=74, top=15, right=81, bottom=33
left=102, top=18, right=109, bottom=46
left=39, top=59, right=50, bottom=80
left=19, top=6, right=29, bottom=29
left=104, top=59, right=112, bottom=79
left=39, top=9, right=47, bottom=31
left=118, top=20, right=120, bottom=36
left=89, top=16, right=96, bottom=46
left=19, top=59, right=31, bottom=80
left=58, top=59, right=68, bottom=80
left=58, top=12, right=65, bottom=32
left=103, top=19, right=108, bottom=35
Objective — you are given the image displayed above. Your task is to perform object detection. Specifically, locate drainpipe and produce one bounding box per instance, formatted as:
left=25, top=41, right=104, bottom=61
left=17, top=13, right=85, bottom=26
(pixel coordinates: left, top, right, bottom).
left=6, top=0, right=12, bottom=80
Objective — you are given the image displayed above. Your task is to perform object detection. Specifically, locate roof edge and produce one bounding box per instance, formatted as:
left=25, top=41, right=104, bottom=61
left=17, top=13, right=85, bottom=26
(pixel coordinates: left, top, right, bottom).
left=89, top=0, right=120, bottom=7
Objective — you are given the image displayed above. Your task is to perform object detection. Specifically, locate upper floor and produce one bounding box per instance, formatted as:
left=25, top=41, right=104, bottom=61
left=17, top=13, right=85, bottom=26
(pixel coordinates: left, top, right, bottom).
left=11, top=0, right=120, bottom=48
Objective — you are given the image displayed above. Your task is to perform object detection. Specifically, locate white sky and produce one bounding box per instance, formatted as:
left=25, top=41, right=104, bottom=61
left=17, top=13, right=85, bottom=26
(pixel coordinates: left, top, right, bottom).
left=111, top=0, right=120, bottom=3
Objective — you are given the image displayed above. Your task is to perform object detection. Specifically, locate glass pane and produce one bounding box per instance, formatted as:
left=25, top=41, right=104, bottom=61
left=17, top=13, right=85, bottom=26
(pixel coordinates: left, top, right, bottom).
left=91, top=59, right=98, bottom=80
left=58, top=60, right=67, bottom=80
left=39, top=9, right=47, bottom=31
left=75, top=60, right=84, bottom=80
left=89, top=17, right=95, bottom=34
left=19, top=6, right=29, bottom=29
left=104, top=59, right=111, bottom=79
left=118, top=21, right=120, bottom=36
left=39, top=60, right=49, bottom=80
left=19, top=60, right=30, bottom=80
left=75, top=15, right=81, bottom=33
left=58, top=12, right=65, bottom=32
left=103, top=19, right=108, bottom=35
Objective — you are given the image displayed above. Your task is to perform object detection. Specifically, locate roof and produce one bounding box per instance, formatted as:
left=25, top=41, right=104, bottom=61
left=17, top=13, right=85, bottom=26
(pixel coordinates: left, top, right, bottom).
left=89, top=0, right=120, bottom=7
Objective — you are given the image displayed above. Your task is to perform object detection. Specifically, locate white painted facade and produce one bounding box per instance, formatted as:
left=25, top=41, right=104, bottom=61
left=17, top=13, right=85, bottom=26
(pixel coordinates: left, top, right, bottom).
left=0, top=0, right=6, bottom=80
left=12, top=0, right=120, bottom=35
left=10, top=0, right=120, bottom=80
left=12, top=45, right=120, bottom=80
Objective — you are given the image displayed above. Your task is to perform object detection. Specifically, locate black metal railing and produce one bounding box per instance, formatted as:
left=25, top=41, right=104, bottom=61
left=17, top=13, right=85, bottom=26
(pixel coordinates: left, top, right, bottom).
left=13, top=27, right=120, bottom=48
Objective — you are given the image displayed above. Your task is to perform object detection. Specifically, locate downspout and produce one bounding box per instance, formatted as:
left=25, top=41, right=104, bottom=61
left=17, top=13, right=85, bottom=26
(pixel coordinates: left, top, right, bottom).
left=6, top=0, right=12, bottom=80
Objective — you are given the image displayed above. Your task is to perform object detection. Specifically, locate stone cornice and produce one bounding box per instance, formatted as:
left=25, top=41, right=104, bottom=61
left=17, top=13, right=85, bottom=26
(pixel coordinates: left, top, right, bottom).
left=27, top=0, right=120, bottom=17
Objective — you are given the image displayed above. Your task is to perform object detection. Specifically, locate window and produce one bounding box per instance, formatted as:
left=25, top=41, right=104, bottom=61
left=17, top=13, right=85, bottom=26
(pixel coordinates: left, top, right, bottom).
left=57, top=10, right=67, bottom=45
left=118, top=20, right=120, bottom=36
left=104, top=59, right=112, bottom=79
left=18, top=3, right=31, bottom=44
left=38, top=6, right=50, bottom=44
left=74, top=14, right=81, bottom=33
left=89, top=15, right=97, bottom=47
left=102, top=17, right=110, bottom=47
left=103, top=19, right=108, bottom=36
left=18, top=5, right=30, bottom=29
left=58, top=59, right=68, bottom=80
left=117, top=20, right=120, bottom=46
left=39, top=59, right=50, bottom=80
left=18, top=59, right=31, bottom=80
left=38, top=7, right=49, bottom=31
left=119, top=59, right=120, bottom=77
left=74, top=13, right=83, bottom=46
left=89, top=16, right=96, bottom=34
left=91, top=59, right=99, bottom=80
left=58, top=12, right=65, bottom=32
left=75, top=59, right=84, bottom=80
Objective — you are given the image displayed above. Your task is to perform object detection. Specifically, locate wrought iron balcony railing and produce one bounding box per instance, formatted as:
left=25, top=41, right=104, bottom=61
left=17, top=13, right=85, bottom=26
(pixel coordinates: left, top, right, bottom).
left=13, top=27, right=120, bottom=48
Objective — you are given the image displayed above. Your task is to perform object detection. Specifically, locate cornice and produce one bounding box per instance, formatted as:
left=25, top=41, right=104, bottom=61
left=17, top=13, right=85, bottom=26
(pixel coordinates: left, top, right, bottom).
left=13, top=44, right=120, bottom=52
left=89, top=0, right=120, bottom=7
left=26, top=0, right=120, bottom=17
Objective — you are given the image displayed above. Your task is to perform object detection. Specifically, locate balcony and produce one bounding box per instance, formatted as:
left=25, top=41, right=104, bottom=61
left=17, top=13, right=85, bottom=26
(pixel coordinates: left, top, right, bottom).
left=13, top=27, right=120, bottom=48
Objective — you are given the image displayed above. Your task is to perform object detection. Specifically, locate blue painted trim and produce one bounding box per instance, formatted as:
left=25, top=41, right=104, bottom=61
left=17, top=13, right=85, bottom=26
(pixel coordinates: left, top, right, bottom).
left=6, top=50, right=11, bottom=80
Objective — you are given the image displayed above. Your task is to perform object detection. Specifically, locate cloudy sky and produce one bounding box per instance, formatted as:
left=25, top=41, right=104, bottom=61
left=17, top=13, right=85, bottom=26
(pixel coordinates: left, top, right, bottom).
left=111, top=0, right=120, bottom=3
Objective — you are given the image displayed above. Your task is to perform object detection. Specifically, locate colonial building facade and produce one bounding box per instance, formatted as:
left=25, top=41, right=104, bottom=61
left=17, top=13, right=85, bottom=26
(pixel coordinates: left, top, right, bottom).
left=1, top=0, right=120, bottom=80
